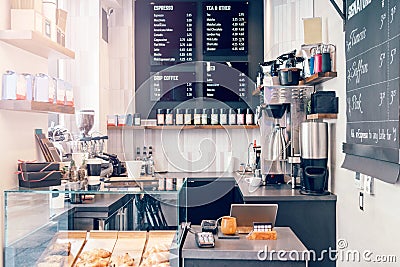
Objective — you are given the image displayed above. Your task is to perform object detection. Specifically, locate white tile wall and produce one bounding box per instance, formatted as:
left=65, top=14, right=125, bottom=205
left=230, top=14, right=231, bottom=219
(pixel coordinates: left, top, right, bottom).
left=108, top=128, right=260, bottom=172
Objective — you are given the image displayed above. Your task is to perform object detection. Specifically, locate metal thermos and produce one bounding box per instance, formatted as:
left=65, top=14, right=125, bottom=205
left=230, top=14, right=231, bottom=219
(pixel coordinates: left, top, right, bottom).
left=300, top=121, right=329, bottom=194
left=300, top=121, right=328, bottom=160
left=314, top=47, right=323, bottom=73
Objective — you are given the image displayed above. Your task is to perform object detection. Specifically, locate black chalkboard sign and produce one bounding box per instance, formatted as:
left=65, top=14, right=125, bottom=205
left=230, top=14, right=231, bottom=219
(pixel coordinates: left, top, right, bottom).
left=343, top=0, right=400, bottom=183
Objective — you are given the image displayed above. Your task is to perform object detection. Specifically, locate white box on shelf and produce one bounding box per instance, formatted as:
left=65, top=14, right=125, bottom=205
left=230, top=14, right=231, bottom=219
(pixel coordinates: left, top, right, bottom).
left=55, top=78, right=65, bottom=105
left=16, top=73, right=34, bottom=100
left=2, top=71, right=17, bottom=100
left=48, top=77, right=56, bottom=103
left=64, top=81, right=74, bottom=106
left=107, top=115, right=118, bottom=126
left=11, top=9, right=43, bottom=34
left=33, top=73, right=49, bottom=102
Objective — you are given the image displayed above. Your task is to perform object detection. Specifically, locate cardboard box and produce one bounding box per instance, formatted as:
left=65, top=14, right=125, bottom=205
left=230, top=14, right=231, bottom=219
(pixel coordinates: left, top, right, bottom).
left=34, top=73, right=50, bottom=102
left=56, top=8, right=68, bottom=32
left=11, top=9, right=44, bottom=34
left=11, top=0, right=42, bottom=13
left=303, top=17, right=322, bottom=45
left=57, top=27, right=65, bottom=47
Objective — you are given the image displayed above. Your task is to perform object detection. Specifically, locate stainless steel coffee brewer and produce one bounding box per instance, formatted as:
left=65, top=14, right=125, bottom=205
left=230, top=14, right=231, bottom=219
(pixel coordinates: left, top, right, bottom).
left=300, top=121, right=329, bottom=195
left=258, top=86, right=312, bottom=186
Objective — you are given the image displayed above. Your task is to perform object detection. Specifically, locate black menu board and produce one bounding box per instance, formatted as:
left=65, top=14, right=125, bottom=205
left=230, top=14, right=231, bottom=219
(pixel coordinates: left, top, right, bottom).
left=203, top=62, right=248, bottom=101
left=150, top=2, right=196, bottom=65
left=202, top=1, right=248, bottom=56
left=343, top=0, right=400, bottom=183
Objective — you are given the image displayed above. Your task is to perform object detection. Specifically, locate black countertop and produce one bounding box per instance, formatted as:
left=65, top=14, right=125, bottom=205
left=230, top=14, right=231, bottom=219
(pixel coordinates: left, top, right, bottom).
left=160, top=172, right=337, bottom=202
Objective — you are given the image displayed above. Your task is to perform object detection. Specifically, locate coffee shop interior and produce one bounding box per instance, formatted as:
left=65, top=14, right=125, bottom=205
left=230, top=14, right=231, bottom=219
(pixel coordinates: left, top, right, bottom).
left=0, top=0, right=399, bottom=266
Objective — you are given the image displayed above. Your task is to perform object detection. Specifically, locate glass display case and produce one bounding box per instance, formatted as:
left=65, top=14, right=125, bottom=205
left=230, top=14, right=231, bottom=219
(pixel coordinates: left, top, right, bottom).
left=4, top=179, right=187, bottom=266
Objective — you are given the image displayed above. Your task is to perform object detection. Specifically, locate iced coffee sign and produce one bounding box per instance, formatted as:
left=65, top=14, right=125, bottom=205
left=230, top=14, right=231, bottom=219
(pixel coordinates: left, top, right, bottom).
left=343, top=0, right=400, bottom=183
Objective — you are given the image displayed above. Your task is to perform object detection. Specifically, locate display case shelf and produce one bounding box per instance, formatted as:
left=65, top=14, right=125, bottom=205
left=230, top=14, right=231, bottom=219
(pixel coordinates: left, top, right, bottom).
left=0, top=30, right=75, bottom=59
left=107, top=125, right=259, bottom=130
left=0, top=100, right=75, bottom=114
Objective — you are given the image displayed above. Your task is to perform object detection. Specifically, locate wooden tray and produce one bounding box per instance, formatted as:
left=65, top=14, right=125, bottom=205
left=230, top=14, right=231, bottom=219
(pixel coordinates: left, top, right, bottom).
left=110, top=231, right=147, bottom=267
left=36, top=231, right=87, bottom=267
left=147, top=231, right=176, bottom=247
left=73, top=231, right=118, bottom=266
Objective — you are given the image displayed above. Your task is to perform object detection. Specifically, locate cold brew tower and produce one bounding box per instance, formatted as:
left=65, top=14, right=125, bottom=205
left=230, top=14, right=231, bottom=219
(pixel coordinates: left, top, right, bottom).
left=259, top=86, right=311, bottom=186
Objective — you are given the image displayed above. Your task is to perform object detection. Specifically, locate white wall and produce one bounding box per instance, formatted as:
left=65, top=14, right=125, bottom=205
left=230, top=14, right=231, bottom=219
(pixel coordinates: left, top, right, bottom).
left=0, top=1, right=49, bottom=263
left=315, top=0, right=400, bottom=266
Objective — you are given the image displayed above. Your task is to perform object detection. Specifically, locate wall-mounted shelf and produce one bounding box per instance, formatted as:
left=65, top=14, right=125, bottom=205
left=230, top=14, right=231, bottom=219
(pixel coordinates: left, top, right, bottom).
left=0, top=100, right=75, bottom=114
left=0, top=30, right=75, bottom=59
left=253, top=72, right=337, bottom=96
left=107, top=125, right=259, bottom=130
left=302, top=72, right=337, bottom=86
left=307, top=113, right=338, bottom=120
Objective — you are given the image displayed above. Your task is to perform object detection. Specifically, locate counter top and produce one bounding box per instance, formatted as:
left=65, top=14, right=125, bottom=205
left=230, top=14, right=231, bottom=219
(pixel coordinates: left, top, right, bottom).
left=182, top=226, right=308, bottom=261
left=149, top=171, right=337, bottom=202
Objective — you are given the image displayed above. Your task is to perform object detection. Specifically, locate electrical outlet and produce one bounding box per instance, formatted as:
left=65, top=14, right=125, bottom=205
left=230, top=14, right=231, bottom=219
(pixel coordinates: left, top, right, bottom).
left=359, top=174, right=365, bottom=190
left=359, top=192, right=364, bottom=211
left=364, top=176, right=374, bottom=195
left=354, top=172, right=361, bottom=189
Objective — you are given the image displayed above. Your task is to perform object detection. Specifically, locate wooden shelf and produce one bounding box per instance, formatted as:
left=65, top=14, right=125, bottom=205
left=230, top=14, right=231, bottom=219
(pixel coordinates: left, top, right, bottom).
left=303, top=72, right=337, bottom=86
left=0, top=30, right=75, bottom=59
left=307, top=113, right=338, bottom=120
left=0, top=100, right=75, bottom=114
left=107, top=125, right=259, bottom=130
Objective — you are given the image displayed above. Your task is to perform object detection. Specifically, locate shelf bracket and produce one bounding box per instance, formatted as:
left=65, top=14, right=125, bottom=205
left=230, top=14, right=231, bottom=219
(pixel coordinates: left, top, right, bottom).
left=329, top=0, right=346, bottom=31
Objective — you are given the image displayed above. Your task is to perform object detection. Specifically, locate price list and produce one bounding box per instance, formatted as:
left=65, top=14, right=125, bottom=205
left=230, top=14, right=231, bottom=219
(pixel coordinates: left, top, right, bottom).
left=203, top=62, right=248, bottom=101
left=202, top=2, right=248, bottom=56
left=150, top=71, right=196, bottom=101
left=150, top=2, right=196, bottom=65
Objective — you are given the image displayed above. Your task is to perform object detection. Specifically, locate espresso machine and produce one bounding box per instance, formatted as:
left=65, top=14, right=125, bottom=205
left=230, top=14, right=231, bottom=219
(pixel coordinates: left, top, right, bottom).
left=258, top=86, right=312, bottom=186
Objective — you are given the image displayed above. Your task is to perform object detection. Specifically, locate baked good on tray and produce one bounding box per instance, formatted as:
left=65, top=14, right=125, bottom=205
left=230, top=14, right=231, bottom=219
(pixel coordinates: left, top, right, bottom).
left=75, top=248, right=112, bottom=267
left=109, top=252, right=135, bottom=267
left=37, top=255, right=68, bottom=267
left=48, top=242, right=72, bottom=256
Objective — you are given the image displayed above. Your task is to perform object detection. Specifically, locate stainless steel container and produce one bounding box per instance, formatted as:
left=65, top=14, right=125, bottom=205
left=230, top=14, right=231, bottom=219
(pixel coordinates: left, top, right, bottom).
left=300, top=121, right=328, bottom=159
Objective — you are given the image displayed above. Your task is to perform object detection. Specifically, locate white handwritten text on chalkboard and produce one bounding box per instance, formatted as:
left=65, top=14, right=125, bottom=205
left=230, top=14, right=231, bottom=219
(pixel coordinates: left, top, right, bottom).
left=350, top=128, right=397, bottom=143
left=347, top=59, right=368, bottom=84
left=346, top=27, right=367, bottom=52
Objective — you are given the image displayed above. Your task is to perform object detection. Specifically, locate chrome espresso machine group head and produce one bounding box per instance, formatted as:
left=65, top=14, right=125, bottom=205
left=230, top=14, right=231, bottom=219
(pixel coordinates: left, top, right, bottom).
left=258, top=86, right=312, bottom=187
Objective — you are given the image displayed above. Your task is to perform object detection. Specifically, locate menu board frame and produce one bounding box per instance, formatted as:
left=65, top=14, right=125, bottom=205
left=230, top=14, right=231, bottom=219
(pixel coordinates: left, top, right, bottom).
left=135, top=0, right=263, bottom=118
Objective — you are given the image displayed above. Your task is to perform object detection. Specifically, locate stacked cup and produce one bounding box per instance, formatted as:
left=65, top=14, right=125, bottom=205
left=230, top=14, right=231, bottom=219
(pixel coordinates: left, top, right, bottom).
left=86, top=158, right=102, bottom=191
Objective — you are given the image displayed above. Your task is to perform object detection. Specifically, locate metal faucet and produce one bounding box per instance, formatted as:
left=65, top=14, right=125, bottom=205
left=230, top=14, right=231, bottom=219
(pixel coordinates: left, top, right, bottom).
left=246, top=142, right=254, bottom=172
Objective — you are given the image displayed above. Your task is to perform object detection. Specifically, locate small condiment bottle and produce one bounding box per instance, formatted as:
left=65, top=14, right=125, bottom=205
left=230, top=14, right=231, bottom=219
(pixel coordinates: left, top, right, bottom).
left=156, top=109, right=165, bottom=125
left=165, top=109, right=174, bottom=125
left=237, top=108, right=245, bottom=125
left=184, top=108, right=192, bottom=125
left=211, top=108, right=219, bottom=125
left=175, top=108, right=184, bottom=125
left=229, top=108, right=237, bottom=125
left=219, top=108, right=228, bottom=125
left=201, top=108, right=210, bottom=125
left=246, top=108, right=254, bottom=125
left=193, top=108, right=202, bottom=125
